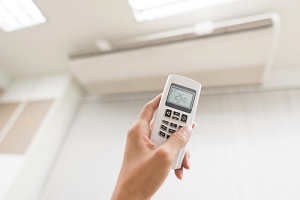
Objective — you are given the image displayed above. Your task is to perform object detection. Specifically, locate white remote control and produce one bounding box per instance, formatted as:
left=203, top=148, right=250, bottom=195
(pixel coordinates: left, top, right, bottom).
left=150, top=75, right=201, bottom=169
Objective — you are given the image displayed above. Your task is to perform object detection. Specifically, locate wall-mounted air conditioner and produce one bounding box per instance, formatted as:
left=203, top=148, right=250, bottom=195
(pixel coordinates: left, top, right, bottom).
left=69, top=13, right=281, bottom=95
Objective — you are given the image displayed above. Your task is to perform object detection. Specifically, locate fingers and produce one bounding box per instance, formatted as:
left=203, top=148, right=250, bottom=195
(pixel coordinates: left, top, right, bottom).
left=182, top=150, right=190, bottom=170
left=174, top=150, right=190, bottom=180
left=166, top=125, right=193, bottom=180
left=138, top=94, right=162, bottom=123
left=174, top=167, right=183, bottom=180
left=192, top=122, right=196, bottom=129
left=150, top=118, right=154, bottom=129
left=161, top=125, right=192, bottom=159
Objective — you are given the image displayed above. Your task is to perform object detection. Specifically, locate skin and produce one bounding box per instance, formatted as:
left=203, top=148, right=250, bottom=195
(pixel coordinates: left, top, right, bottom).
left=111, top=94, right=195, bottom=200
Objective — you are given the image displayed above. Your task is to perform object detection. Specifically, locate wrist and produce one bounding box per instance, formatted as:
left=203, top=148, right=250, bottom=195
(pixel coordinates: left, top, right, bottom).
left=112, top=180, right=150, bottom=200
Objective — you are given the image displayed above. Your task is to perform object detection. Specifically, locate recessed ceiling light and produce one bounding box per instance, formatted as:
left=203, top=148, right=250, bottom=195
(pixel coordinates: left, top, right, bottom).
left=128, top=0, right=244, bottom=22
left=0, top=0, right=46, bottom=32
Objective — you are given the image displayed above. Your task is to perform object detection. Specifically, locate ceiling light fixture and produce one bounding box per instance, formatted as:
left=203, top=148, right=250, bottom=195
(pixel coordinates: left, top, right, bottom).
left=0, top=0, right=46, bottom=32
left=128, top=0, right=244, bottom=22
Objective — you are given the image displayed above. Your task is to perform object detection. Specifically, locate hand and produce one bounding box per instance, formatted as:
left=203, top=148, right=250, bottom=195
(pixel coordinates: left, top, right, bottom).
left=111, top=94, right=194, bottom=200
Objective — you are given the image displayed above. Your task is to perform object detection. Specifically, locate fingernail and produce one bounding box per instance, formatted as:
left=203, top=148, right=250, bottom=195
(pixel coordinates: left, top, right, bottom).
left=192, top=122, right=197, bottom=129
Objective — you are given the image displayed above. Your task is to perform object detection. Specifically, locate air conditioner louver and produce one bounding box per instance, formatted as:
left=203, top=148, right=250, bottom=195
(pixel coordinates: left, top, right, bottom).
left=69, top=13, right=280, bottom=95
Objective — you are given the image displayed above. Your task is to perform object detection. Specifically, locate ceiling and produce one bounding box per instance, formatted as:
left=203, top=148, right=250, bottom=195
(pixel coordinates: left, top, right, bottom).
left=0, top=0, right=299, bottom=78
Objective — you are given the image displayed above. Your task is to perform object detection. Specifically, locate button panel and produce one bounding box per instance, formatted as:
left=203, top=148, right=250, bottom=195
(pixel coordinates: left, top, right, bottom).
left=160, top=125, right=167, bottom=131
left=159, top=131, right=166, bottom=138
left=165, top=109, right=172, bottom=118
left=168, top=129, right=176, bottom=134
left=170, top=123, right=177, bottom=128
left=162, top=120, right=169, bottom=125
left=157, top=109, right=188, bottom=139
left=173, top=111, right=180, bottom=116
left=181, top=114, right=187, bottom=123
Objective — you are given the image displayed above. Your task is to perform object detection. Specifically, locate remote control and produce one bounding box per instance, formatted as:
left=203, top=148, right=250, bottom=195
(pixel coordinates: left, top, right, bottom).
left=150, top=75, right=201, bottom=169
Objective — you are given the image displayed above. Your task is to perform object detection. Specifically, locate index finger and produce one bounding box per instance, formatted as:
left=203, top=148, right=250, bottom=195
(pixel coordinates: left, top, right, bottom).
left=138, top=94, right=162, bottom=123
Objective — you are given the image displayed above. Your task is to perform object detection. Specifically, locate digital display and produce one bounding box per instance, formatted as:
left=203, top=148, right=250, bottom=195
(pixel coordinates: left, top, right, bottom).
left=166, top=84, right=195, bottom=110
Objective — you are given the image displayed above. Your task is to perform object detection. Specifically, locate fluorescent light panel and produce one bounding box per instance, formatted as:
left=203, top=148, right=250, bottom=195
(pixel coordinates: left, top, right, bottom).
left=0, top=0, right=46, bottom=32
left=128, top=0, right=244, bottom=22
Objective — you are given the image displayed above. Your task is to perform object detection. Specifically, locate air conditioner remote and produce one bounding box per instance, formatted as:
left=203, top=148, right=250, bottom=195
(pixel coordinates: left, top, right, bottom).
left=150, top=75, right=201, bottom=169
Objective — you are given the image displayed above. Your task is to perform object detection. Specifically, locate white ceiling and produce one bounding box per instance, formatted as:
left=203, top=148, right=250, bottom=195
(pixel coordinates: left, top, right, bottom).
left=0, top=0, right=299, bottom=78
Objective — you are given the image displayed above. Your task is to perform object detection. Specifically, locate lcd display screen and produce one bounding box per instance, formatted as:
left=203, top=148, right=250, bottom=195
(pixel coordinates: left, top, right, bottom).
left=166, top=84, right=195, bottom=110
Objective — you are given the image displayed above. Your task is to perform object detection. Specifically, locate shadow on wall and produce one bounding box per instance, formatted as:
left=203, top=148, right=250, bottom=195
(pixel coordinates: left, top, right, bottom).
left=0, top=100, right=53, bottom=154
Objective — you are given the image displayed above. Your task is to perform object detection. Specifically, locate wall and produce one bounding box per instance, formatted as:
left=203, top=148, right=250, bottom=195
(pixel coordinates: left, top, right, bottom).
left=38, top=88, right=300, bottom=200
left=0, top=67, right=11, bottom=92
left=0, top=74, right=83, bottom=200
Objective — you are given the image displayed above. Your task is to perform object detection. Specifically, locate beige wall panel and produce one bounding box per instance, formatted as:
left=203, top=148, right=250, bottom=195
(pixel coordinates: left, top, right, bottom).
left=0, top=103, right=19, bottom=132
left=0, top=100, right=53, bottom=154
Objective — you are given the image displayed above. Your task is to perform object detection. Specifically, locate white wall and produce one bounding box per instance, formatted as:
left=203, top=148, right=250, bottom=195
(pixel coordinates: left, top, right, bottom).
left=0, top=74, right=83, bottom=200
left=266, top=67, right=300, bottom=87
left=38, top=89, right=300, bottom=200
left=0, top=67, right=10, bottom=91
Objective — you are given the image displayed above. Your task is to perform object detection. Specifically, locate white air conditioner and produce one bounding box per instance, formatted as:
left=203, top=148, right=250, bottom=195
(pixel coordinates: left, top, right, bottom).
left=69, top=13, right=281, bottom=95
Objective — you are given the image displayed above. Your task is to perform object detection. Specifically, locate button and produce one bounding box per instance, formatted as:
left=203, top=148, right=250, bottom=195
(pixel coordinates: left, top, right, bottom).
left=172, top=116, right=179, bottom=120
left=165, top=109, right=172, bottom=118
left=159, top=131, right=166, bottom=138
left=166, top=135, right=170, bottom=139
left=162, top=120, right=169, bottom=125
left=170, top=123, right=177, bottom=128
left=173, top=111, right=180, bottom=116
left=160, top=125, right=167, bottom=131
left=181, top=114, right=187, bottom=123
left=168, top=129, right=176, bottom=134
left=179, top=125, right=183, bottom=129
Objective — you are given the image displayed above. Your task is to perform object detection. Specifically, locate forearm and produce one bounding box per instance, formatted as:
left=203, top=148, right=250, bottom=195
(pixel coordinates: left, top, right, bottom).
left=111, top=180, right=150, bottom=200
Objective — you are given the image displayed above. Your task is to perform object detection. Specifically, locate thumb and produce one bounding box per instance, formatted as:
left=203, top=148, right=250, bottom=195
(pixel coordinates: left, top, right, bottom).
left=161, top=125, right=193, bottom=159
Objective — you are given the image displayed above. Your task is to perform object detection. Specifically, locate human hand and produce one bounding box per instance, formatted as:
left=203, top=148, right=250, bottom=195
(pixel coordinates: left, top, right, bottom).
left=111, top=94, right=194, bottom=200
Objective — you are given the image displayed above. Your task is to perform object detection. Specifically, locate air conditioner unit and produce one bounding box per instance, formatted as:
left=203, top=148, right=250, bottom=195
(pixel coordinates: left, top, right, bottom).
left=69, top=13, right=281, bottom=95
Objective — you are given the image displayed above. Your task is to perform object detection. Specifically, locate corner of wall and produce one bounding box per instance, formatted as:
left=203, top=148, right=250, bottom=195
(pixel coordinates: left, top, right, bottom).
left=1, top=74, right=84, bottom=200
